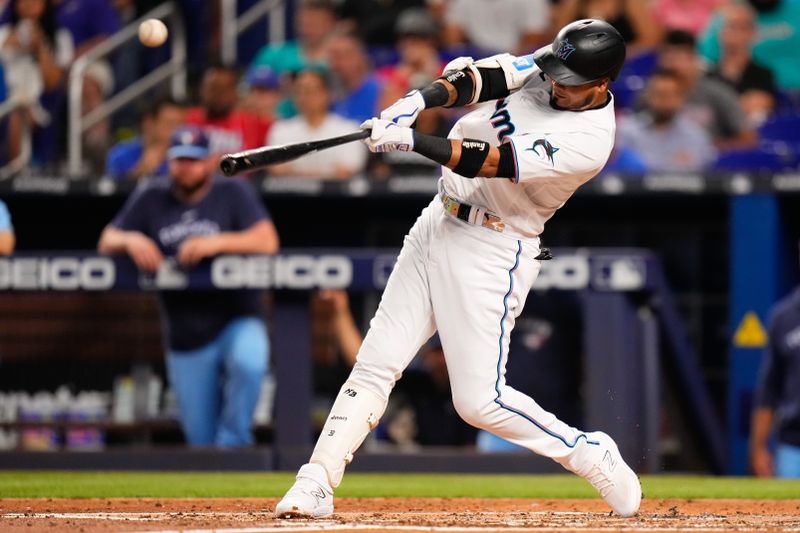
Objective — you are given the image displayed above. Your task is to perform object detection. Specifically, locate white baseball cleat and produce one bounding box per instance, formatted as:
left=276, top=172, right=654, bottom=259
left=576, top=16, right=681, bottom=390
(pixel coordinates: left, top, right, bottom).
left=575, top=431, right=642, bottom=517
left=275, top=463, right=334, bottom=519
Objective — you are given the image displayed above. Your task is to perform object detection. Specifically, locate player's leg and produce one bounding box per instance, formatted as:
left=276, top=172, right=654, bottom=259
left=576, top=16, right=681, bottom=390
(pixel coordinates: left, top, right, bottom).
left=276, top=200, right=440, bottom=518
left=430, top=219, right=640, bottom=515
left=165, top=342, right=221, bottom=446
left=216, top=316, right=269, bottom=447
left=775, top=443, right=800, bottom=478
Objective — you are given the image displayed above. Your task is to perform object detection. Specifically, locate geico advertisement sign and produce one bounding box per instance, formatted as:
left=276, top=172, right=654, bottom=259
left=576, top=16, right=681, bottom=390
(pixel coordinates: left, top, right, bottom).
left=0, top=257, right=115, bottom=290
left=0, top=255, right=353, bottom=290
left=211, top=255, right=352, bottom=289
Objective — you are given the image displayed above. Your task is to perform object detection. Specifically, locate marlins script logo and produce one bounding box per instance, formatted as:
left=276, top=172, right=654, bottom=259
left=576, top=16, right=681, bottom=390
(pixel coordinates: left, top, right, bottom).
left=555, top=38, right=576, bottom=60
left=527, top=138, right=559, bottom=165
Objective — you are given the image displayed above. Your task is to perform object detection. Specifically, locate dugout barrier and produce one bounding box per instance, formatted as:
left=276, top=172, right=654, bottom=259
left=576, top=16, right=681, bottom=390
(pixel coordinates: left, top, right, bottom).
left=0, top=249, right=722, bottom=473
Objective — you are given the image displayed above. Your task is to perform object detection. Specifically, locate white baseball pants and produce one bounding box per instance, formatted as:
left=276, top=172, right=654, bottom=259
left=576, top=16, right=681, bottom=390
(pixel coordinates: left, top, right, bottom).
left=347, top=196, right=592, bottom=464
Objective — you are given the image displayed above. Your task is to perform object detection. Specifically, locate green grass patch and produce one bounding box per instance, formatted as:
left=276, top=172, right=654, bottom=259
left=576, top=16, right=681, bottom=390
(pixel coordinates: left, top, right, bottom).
left=1, top=471, right=800, bottom=499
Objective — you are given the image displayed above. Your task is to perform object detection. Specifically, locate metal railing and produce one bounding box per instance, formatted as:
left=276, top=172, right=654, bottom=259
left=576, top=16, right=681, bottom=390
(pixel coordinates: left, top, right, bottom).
left=67, top=2, right=186, bottom=177
left=220, top=0, right=286, bottom=66
left=0, top=98, right=46, bottom=179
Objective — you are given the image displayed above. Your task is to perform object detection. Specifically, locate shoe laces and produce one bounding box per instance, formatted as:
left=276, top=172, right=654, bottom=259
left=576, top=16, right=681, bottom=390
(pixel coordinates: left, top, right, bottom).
left=585, top=464, right=615, bottom=497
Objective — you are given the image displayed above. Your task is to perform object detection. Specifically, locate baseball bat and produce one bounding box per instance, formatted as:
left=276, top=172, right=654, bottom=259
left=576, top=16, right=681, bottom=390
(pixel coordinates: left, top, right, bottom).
left=219, top=129, right=371, bottom=176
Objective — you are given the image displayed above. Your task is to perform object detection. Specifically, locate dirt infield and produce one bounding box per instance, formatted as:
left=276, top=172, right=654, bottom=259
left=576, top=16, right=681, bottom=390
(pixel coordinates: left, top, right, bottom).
left=2, top=498, right=800, bottom=532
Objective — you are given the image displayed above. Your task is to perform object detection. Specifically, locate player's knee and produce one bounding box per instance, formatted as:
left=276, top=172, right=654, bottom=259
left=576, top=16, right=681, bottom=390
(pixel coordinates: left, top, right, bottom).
left=451, top=393, right=495, bottom=429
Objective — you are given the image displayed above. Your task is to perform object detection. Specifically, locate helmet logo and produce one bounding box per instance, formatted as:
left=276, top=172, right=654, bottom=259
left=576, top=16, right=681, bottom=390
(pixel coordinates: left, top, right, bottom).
left=555, top=39, right=576, bottom=60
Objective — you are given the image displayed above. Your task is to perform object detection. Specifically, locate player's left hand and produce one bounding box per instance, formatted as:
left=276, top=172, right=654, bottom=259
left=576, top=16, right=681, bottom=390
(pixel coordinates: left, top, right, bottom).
left=379, top=90, right=425, bottom=127
left=177, top=235, right=222, bottom=266
left=360, top=118, right=414, bottom=153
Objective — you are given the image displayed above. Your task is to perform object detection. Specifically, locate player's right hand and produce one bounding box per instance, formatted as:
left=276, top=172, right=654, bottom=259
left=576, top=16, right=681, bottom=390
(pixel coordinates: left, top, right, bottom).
left=361, top=119, right=414, bottom=153
left=442, top=56, right=474, bottom=75
left=125, top=232, right=164, bottom=273
left=379, top=89, right=425, bottom=127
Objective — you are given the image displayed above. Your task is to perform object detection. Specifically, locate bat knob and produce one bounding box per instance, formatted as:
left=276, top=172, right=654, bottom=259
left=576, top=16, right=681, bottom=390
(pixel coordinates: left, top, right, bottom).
left=219, top=155, right=239, bottom=177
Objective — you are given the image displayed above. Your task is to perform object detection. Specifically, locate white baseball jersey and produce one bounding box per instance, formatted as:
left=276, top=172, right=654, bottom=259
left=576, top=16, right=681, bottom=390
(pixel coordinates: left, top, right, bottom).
left=443, top=62, right=616, bottom=238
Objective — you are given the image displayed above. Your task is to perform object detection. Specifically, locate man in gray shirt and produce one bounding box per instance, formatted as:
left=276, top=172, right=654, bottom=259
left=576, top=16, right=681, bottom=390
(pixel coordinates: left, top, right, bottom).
left=619, top=68, right=716, bottom=173
left=657, top=30, right=756, bottom=149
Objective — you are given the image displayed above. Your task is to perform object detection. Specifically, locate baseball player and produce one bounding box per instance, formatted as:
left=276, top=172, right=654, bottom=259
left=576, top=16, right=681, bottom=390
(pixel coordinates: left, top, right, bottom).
left=276, top=19, right=641, bottom=518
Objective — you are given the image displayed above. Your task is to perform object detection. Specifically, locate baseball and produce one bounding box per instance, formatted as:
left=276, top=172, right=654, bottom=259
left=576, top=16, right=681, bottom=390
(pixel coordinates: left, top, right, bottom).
left=138, top=19, right=168, bottom=47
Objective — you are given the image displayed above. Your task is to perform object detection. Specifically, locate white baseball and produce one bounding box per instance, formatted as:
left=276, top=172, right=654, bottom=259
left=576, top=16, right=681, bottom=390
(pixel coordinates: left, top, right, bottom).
left=138, top=19, right=168, bottom=47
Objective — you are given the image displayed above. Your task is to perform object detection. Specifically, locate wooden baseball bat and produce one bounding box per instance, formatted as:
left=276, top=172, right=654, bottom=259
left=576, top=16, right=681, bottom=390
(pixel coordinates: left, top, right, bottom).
left=219, top=129, right=371, bottom=176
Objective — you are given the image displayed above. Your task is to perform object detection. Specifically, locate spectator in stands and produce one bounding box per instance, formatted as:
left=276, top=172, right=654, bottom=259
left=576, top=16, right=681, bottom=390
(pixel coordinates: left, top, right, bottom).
left=82, top=60, right=116, bottom=175
left=657, top=30, right=756, bottom=149
left=751, top=273, right=800, bottom=478
left=105, top=96, right=187, bottom=180
left=337, top=0, right=427, bottom=46
left=553, top=0, right=662, bottom=55
left=652, top=0, right=724, bottom=37
left=186, top=64, right=269, bottom=155
left=98, top=126, right=280, bottom=447
left=310, top=289, right=360, bottom=404
left=251, top=0, right=335, bottom=76
left=443, top=0, right=551, bottom=56
left=325, top=32, right=383, bottom=124
left=707, top=3, right=777, bottom=127
left=53, top=0, right=119, bottom=55
left=0, top=0, right=74, bottom=166
left=619, top=68, right=716, bottom=173
left=699, top=0, right=800, bottom=91
left=240, top=66, right=282, bottom=135
left=267, top=68, right=366, bottom=179
left=378, top=8, right=443, bottom=107
left=0, top=199, right=15, bottom=255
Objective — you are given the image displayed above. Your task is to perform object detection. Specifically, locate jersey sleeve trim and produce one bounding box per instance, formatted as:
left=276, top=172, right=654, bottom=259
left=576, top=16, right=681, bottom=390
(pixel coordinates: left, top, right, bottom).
left=508, top=140, right=520, bottom=184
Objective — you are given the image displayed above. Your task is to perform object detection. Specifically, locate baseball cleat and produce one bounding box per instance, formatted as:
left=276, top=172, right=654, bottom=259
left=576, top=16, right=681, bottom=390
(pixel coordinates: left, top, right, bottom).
left=275, top=463, right=334, bottom=519
left=577, top=431, right=642, bottom=517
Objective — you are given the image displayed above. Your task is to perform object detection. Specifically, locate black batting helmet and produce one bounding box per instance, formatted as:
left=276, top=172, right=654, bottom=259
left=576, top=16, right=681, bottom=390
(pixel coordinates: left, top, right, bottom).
left=533, top=19, right=626, bottom=86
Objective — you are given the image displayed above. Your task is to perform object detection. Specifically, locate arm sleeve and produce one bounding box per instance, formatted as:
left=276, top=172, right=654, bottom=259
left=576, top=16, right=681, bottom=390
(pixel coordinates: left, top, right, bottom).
left=228, top=180, right=270, bottom=230
left=505, top=131, right=609, bottom=184
left=111, top=185, right=153, bottom=233
left=754, top=313, right=785, bottom=409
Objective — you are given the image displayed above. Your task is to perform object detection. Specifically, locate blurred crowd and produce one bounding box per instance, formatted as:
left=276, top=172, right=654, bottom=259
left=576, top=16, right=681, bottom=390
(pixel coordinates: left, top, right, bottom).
left=1, top=0, right=800, bottom=178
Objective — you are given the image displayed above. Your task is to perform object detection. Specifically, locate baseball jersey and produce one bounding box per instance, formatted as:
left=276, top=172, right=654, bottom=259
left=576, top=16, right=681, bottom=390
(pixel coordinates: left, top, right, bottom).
left=755, top=287, right=800, bottom=447
left=442, top=62, right=616, bottom=238
left=112, top=177, right=270, bottom=351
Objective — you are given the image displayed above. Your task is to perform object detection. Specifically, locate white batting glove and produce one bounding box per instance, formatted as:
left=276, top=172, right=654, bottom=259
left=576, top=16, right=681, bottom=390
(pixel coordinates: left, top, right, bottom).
left=379, top=89, right=425, bottom=127
left=360, top=118, right=414, bottom=153
left=442, top=56, right=474, bottom=75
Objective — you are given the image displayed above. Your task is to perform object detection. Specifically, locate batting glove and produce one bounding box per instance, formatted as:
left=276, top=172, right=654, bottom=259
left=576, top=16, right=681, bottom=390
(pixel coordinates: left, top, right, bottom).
left=360, top=118, right=414, bottom=153
left=442, top=56, right=474, bottom=75
left=379, top=90, right=425, bottom=127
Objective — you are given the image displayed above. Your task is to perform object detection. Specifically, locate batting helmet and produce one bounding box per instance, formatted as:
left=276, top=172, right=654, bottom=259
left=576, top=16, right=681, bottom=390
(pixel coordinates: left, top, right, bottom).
left=533, top=19, right=626, bottom=86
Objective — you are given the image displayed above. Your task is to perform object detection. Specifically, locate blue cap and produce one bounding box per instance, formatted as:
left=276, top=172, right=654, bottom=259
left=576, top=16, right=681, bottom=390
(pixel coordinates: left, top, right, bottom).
left=167, top=126, right=210, bottom=160
left=246, top=66, right=280, bottom=90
